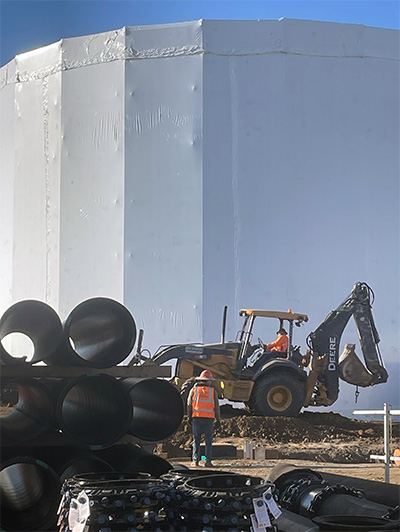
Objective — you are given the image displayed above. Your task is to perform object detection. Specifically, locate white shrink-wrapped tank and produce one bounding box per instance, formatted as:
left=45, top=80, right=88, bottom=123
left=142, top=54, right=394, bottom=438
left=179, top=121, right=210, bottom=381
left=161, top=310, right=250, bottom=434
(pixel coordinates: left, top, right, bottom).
left=0, top=20, right=398, bottom=412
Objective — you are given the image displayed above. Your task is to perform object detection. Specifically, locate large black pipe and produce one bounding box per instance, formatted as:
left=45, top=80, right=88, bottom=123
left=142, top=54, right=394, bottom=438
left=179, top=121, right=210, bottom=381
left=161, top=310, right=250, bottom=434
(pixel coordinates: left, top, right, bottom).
left=0, top=378, right=55, bottom=441
left=0, top=457, right=61, bottom=531
left=0, top=300, right=63, bottom=365
left=96, top=444, right=173, bottom=477
left=56, top=373, right=132, bottom=448
left=35, top=446, right=116, bottom=483
left=268, top=463, right=399, bottom=527
left=47, top=297, right=137, bottom=367
left=59, top=453, right=114, bottom=483
left=121, top=378, right=184, bottom=441
left=320, top=471, right=400, bottom=509
left=0, top=445, right=115, bottom=483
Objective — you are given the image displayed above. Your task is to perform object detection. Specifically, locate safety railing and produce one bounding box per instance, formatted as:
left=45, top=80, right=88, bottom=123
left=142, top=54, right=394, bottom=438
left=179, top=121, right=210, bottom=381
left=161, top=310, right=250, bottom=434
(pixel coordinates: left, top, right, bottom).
left=353, top=403, right=400, bottom=483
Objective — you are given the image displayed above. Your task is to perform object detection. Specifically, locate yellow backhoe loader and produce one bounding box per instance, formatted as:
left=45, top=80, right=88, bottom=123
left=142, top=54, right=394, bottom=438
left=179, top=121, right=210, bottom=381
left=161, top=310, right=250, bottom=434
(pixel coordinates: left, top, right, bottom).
left=143, top=282, right=388, bottom=416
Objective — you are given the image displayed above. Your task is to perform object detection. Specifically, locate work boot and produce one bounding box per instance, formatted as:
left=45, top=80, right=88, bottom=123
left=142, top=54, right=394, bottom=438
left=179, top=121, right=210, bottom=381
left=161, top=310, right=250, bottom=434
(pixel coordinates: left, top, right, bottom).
left=192, top=461, right=199, bottom=467
left=205, top=460, right=213, bottom=467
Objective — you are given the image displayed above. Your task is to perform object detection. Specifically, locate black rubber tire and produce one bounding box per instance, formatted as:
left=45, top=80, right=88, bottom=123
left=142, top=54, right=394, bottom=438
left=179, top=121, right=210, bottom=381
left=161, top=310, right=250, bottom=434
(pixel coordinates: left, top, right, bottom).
left=180, top=377, right=197, bottom=414
left=249, top=371, right=305, bottom=417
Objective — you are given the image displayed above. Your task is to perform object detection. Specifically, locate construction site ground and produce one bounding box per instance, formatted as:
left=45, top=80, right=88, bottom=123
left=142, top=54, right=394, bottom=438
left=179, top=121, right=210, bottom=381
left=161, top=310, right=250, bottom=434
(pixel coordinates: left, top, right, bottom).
left=158, top=406, right=400, bottom=485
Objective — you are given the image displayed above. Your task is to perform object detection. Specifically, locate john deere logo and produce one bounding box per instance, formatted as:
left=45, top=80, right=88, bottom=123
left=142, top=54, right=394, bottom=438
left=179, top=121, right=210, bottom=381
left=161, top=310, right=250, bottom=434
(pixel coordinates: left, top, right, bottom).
left=328, top=336, right=336, bottom=371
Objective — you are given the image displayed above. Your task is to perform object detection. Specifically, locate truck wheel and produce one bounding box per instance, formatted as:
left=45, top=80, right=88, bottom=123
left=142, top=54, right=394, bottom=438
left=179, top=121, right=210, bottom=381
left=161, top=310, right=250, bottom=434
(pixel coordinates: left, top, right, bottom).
left=250, top=371, right=305, bottom=417
left=180, top=377, right=197, bottom=414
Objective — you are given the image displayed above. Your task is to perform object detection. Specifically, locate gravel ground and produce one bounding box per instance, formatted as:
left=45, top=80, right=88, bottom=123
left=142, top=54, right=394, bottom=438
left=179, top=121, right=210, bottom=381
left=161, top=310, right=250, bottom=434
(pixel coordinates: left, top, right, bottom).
left=160, top=407, right=400, bottom=485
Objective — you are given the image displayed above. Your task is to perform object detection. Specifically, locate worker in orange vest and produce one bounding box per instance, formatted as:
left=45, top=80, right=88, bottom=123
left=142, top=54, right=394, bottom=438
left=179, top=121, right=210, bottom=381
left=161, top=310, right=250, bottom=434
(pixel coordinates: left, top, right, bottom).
left=187, top=369, right=221, bottom=467
left=264, top=328, right=289, bottom=353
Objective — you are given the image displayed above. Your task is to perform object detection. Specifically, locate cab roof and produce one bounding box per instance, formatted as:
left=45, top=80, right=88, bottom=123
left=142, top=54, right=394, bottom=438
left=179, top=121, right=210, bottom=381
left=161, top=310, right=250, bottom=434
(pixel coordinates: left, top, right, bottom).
left=239, top=309, right=308, bottom=322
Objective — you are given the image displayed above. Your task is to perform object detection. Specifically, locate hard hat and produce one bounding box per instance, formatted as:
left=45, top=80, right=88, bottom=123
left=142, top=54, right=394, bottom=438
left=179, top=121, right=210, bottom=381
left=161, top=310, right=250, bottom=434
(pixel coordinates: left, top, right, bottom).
left=196, top=369, right=215, bottom=380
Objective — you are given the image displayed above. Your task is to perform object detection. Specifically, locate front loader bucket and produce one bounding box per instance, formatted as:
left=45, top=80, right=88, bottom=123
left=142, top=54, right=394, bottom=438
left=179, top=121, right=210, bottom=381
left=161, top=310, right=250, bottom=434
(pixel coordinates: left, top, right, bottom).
left=338, top=343, right=373, bottom=387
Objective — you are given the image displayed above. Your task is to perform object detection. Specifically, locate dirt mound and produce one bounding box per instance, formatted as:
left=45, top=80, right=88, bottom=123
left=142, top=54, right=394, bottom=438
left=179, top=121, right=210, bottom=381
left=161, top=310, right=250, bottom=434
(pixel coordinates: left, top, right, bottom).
left=162, top=409, right=400, bottom=464
left=219, top=410, right=386, bottom=443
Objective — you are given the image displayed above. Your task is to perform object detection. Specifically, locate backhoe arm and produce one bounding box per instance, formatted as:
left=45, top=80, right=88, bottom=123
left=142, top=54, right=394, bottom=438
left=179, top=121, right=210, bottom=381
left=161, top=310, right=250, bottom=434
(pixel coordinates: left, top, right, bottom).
left=306, top=282, right=388, bottom=407
left=352, top=285, right=388, bottom=383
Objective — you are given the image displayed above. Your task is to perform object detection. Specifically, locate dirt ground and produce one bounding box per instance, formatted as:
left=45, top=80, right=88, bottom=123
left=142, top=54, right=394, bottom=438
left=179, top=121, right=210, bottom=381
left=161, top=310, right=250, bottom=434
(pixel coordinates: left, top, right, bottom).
left=159, top=406, right=400, bottom=485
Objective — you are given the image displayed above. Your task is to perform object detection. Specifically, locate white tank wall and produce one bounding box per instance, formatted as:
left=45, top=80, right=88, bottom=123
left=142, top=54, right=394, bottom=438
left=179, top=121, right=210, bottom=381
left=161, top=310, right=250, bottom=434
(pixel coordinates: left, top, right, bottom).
left=59, top=60, right=125, bottom=317
left=0, top=62, right=15, bottom=309
left=122, top=21, right=204, bottom=343
left=124, top=54, right=204, bottom=343
left=202, top=21, right=399, bottom=335
left=0, top=19, right=398, bottom=412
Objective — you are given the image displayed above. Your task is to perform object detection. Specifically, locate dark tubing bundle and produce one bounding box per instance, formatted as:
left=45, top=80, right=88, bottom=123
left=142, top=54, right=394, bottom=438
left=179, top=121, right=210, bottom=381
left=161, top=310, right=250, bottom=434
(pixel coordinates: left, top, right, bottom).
left=56, top=373, right=132, bottom=448
left=0, top=378, right=55, bottom=441
left=96, top=444, right=173, bottom=478
left=0, top=300, right=63, bottom=365
left=122, top=378, right=184, bottom=441
left=0, top=457, right=61, bottom=531
left=47, top=297, right=137, bottom=367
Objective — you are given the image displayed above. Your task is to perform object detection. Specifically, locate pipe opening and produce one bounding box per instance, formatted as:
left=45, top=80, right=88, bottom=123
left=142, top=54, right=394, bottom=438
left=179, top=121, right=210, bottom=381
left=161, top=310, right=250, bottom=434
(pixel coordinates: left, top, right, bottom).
left=0, top=300, right=63, bottom=364
left=62, top=298, right=137, bottom=367
left=0, top=379, right=55, bottom=441
left=0, top=458, right=60, bottom=531
left=123, top=378, right=184, bottom=441
left=1, top=333, right=34, bottom=362
left=57, top=374, right=132, bottom=447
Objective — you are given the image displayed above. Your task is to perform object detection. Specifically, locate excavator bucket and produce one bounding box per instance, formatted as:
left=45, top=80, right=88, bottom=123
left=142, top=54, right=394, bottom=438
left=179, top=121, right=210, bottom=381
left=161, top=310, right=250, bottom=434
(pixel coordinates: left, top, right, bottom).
left=338, top=343, right=373, bottom=387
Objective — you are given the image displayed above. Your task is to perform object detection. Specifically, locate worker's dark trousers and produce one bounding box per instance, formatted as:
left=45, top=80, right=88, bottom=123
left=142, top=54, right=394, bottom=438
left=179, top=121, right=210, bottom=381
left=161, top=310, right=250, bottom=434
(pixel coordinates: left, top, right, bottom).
left=192, top=417, right=214, bottom=462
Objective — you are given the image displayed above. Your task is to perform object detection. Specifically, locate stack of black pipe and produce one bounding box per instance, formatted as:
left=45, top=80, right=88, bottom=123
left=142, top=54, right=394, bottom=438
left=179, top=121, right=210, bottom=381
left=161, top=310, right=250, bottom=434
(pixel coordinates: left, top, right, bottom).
left=0, top=298, right=183, bottom=532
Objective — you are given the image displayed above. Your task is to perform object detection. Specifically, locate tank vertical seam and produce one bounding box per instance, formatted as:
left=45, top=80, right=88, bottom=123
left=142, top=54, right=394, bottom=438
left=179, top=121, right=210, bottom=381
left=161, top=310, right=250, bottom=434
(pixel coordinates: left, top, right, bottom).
left=230, top=57, right=241, bottom=313
left=122, top=35, right=126, bottom=305
left=42, top=76, right=51, bottom=304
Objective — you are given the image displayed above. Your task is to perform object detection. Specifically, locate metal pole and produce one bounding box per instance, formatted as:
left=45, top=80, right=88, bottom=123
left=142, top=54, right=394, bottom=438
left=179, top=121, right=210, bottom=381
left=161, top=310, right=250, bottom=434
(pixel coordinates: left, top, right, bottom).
left=353, top=406, right=400, bottom=484
left=383, top=402, right=390, bottom=483
left=221, top=305, right=228, bottom=344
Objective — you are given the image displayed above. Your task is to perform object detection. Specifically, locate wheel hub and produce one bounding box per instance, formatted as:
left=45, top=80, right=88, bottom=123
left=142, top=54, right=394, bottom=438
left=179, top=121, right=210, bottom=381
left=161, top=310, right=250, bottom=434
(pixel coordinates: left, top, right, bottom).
left=267, top=385, right=293, bottom=412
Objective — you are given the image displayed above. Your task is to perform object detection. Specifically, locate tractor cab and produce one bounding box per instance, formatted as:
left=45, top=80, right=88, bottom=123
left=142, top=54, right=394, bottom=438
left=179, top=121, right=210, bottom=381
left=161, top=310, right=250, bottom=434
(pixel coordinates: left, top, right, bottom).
left=236, top=309, right=309, bottom=372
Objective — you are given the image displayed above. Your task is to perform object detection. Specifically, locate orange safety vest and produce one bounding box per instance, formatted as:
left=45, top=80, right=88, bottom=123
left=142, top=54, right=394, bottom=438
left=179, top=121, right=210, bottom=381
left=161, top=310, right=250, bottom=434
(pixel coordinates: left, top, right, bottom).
left=192, top=385, right=216, bottom=418
left=267, top=334, right=289, bottom=352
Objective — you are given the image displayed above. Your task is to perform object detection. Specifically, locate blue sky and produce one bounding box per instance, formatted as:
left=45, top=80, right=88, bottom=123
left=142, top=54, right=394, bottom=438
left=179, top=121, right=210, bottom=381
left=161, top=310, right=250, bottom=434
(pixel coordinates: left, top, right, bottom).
left=1, top=0, right=399, bottom=67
